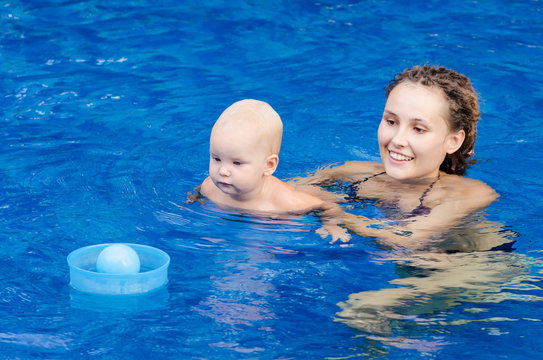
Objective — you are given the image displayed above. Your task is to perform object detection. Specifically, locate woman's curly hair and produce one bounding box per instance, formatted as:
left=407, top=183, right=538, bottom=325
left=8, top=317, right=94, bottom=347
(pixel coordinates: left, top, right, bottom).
left=385, top=65, right=480, bottom=176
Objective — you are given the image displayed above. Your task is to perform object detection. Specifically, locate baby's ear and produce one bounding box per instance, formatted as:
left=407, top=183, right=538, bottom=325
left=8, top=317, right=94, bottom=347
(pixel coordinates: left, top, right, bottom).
left=264, top=154, right=279, bottom=176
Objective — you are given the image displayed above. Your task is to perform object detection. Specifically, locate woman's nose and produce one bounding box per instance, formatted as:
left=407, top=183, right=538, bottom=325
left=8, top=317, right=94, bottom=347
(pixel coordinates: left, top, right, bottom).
left=391, top=126, right=408, bottom=147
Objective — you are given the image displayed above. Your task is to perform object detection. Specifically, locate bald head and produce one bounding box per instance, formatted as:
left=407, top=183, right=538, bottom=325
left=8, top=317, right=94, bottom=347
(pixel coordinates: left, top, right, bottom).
left=212, top=99, right=283, bottom=155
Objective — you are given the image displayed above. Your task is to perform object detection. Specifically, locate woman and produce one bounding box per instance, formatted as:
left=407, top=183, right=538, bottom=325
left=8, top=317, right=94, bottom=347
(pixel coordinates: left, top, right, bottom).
left=295, top=65, right=514, bottom=252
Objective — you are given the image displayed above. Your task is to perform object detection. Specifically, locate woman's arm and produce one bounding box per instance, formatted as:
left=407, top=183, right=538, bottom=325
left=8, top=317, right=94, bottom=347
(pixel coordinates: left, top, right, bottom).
left=292, top=184, right=351, bottom=243
left=343, top=178, right=499, bottom=250
left=289, top=161, right=380, bottom=186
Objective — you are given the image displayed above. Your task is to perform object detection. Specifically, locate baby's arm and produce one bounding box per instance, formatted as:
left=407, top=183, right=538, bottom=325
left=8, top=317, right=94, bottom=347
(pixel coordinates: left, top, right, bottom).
left=186, top=184, right=204, bottom=204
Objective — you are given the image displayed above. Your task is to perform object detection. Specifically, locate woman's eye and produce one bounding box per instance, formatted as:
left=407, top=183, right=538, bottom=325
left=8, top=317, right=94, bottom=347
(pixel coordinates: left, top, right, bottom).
left=414, top=127, right=426, bottom=133
left=385, top=119, right=396, bottom=126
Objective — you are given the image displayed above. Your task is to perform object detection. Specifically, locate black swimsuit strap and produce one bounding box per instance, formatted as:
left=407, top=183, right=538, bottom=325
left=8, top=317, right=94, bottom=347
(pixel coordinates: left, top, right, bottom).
left=404, top=173, right=440, bottom=218
left=351, top=171, right=386, bottom=187
left=345, top=171, right=386, bottom=201
left=346, top=171, right=440, bottom=218
left=418, top=173, right=440, bottom=207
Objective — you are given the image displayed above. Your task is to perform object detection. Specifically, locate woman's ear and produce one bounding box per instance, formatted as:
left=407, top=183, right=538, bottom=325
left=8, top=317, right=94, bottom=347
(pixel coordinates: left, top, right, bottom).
left=264, top=154, right=279, bottom=176
left=447, top=129, right=465, bottom=154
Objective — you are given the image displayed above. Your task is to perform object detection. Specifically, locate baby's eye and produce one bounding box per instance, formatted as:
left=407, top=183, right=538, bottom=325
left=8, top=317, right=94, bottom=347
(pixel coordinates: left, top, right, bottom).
left=212, top=156, right=221, bottom=162
left=233, top=161, right=242, bottom=166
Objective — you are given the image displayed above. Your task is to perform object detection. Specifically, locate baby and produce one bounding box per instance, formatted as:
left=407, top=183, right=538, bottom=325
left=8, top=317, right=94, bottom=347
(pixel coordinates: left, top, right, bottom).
left=199, top=99, right=348, bottom=242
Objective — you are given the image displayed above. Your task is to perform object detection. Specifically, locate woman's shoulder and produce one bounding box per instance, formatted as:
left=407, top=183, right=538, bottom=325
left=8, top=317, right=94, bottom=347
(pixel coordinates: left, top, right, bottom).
left=442, top=173, right=499, bottom=204
left=443, top=173, right=494, bottom=189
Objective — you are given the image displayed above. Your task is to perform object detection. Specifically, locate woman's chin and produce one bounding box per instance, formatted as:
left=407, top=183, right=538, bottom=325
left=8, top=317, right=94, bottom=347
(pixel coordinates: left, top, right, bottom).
left=383, top=163, right=412, bottom=181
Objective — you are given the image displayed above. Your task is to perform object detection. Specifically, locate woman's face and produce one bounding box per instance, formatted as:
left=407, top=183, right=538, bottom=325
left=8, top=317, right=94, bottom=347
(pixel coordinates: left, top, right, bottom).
left=378, top=82, right=464, bottom=181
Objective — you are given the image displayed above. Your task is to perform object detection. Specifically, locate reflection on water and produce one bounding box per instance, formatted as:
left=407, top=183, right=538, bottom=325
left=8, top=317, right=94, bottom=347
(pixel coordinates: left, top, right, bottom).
left=336, top=249, right=543, bottom=353
left=70, top=286, right=170, bottom=312
left=426, top=217, right=518, bottom=253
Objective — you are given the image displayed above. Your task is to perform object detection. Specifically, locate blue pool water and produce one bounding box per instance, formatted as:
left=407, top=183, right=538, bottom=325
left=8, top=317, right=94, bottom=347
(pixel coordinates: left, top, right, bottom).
left=1, top=0, right=543, bottom=358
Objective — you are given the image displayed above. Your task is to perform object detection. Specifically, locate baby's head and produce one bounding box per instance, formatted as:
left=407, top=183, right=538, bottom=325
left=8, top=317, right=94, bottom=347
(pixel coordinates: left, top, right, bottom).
left=208, top=100, right=283, bottom=199
left=212, top=99, right=283, bottom=156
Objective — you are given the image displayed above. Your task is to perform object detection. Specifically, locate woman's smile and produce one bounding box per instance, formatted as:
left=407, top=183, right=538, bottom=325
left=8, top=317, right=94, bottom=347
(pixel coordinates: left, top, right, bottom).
left=378, top=82, right=453, bottom=180
left=389, top=150, right=413, bottom=162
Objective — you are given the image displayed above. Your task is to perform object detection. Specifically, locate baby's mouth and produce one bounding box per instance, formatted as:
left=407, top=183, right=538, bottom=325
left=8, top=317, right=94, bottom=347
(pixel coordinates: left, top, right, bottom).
left=389, top=151, right=413, bottom=161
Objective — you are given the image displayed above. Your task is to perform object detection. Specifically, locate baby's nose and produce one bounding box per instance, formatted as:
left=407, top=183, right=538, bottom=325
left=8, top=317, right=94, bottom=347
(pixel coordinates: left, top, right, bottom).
left=219, top=164, right=230, bottom=176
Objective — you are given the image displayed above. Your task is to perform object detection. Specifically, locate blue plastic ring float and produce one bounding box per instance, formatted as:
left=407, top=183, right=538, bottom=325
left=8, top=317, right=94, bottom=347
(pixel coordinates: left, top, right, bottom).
left=67, top=243, right=170, bottom=295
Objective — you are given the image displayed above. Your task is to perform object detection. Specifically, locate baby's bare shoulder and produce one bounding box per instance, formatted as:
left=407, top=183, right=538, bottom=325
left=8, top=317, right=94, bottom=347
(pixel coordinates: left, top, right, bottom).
left=272, top=179, right=324, bottom=212
left=294, top=186, right=325, bottom=208
left=200, top=177, right=214, bottom=197
left=200, top=177, right=230, bottom=204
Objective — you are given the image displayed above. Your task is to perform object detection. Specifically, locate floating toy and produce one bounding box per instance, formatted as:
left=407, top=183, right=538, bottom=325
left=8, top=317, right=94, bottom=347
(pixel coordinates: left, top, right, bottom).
left=96, top=244, right=141, bottom=274
left=67, top=243, right=169, bottom=295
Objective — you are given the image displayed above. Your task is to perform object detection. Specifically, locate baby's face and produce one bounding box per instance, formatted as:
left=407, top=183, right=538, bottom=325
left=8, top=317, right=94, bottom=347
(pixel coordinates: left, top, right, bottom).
left=208, top=125, right=270, bottom=200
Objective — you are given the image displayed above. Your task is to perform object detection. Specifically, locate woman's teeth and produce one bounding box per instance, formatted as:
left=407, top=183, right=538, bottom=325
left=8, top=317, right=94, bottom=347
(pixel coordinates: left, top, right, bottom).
left=390, top=152, right=413, bottom=161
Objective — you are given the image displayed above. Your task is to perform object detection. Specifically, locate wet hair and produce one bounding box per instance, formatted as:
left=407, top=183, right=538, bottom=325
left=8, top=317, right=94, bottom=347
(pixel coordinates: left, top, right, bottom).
left=385, top=65, right=480, bottom=176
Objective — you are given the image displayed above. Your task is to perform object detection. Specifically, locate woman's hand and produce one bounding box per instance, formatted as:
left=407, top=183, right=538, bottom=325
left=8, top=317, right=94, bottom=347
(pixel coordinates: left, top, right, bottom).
left=317, top=224, right=351, bottom=244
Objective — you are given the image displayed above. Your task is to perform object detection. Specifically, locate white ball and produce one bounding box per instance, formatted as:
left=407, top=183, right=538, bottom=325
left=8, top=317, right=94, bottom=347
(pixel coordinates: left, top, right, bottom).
left=96, top=244, right=141, bottom=274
